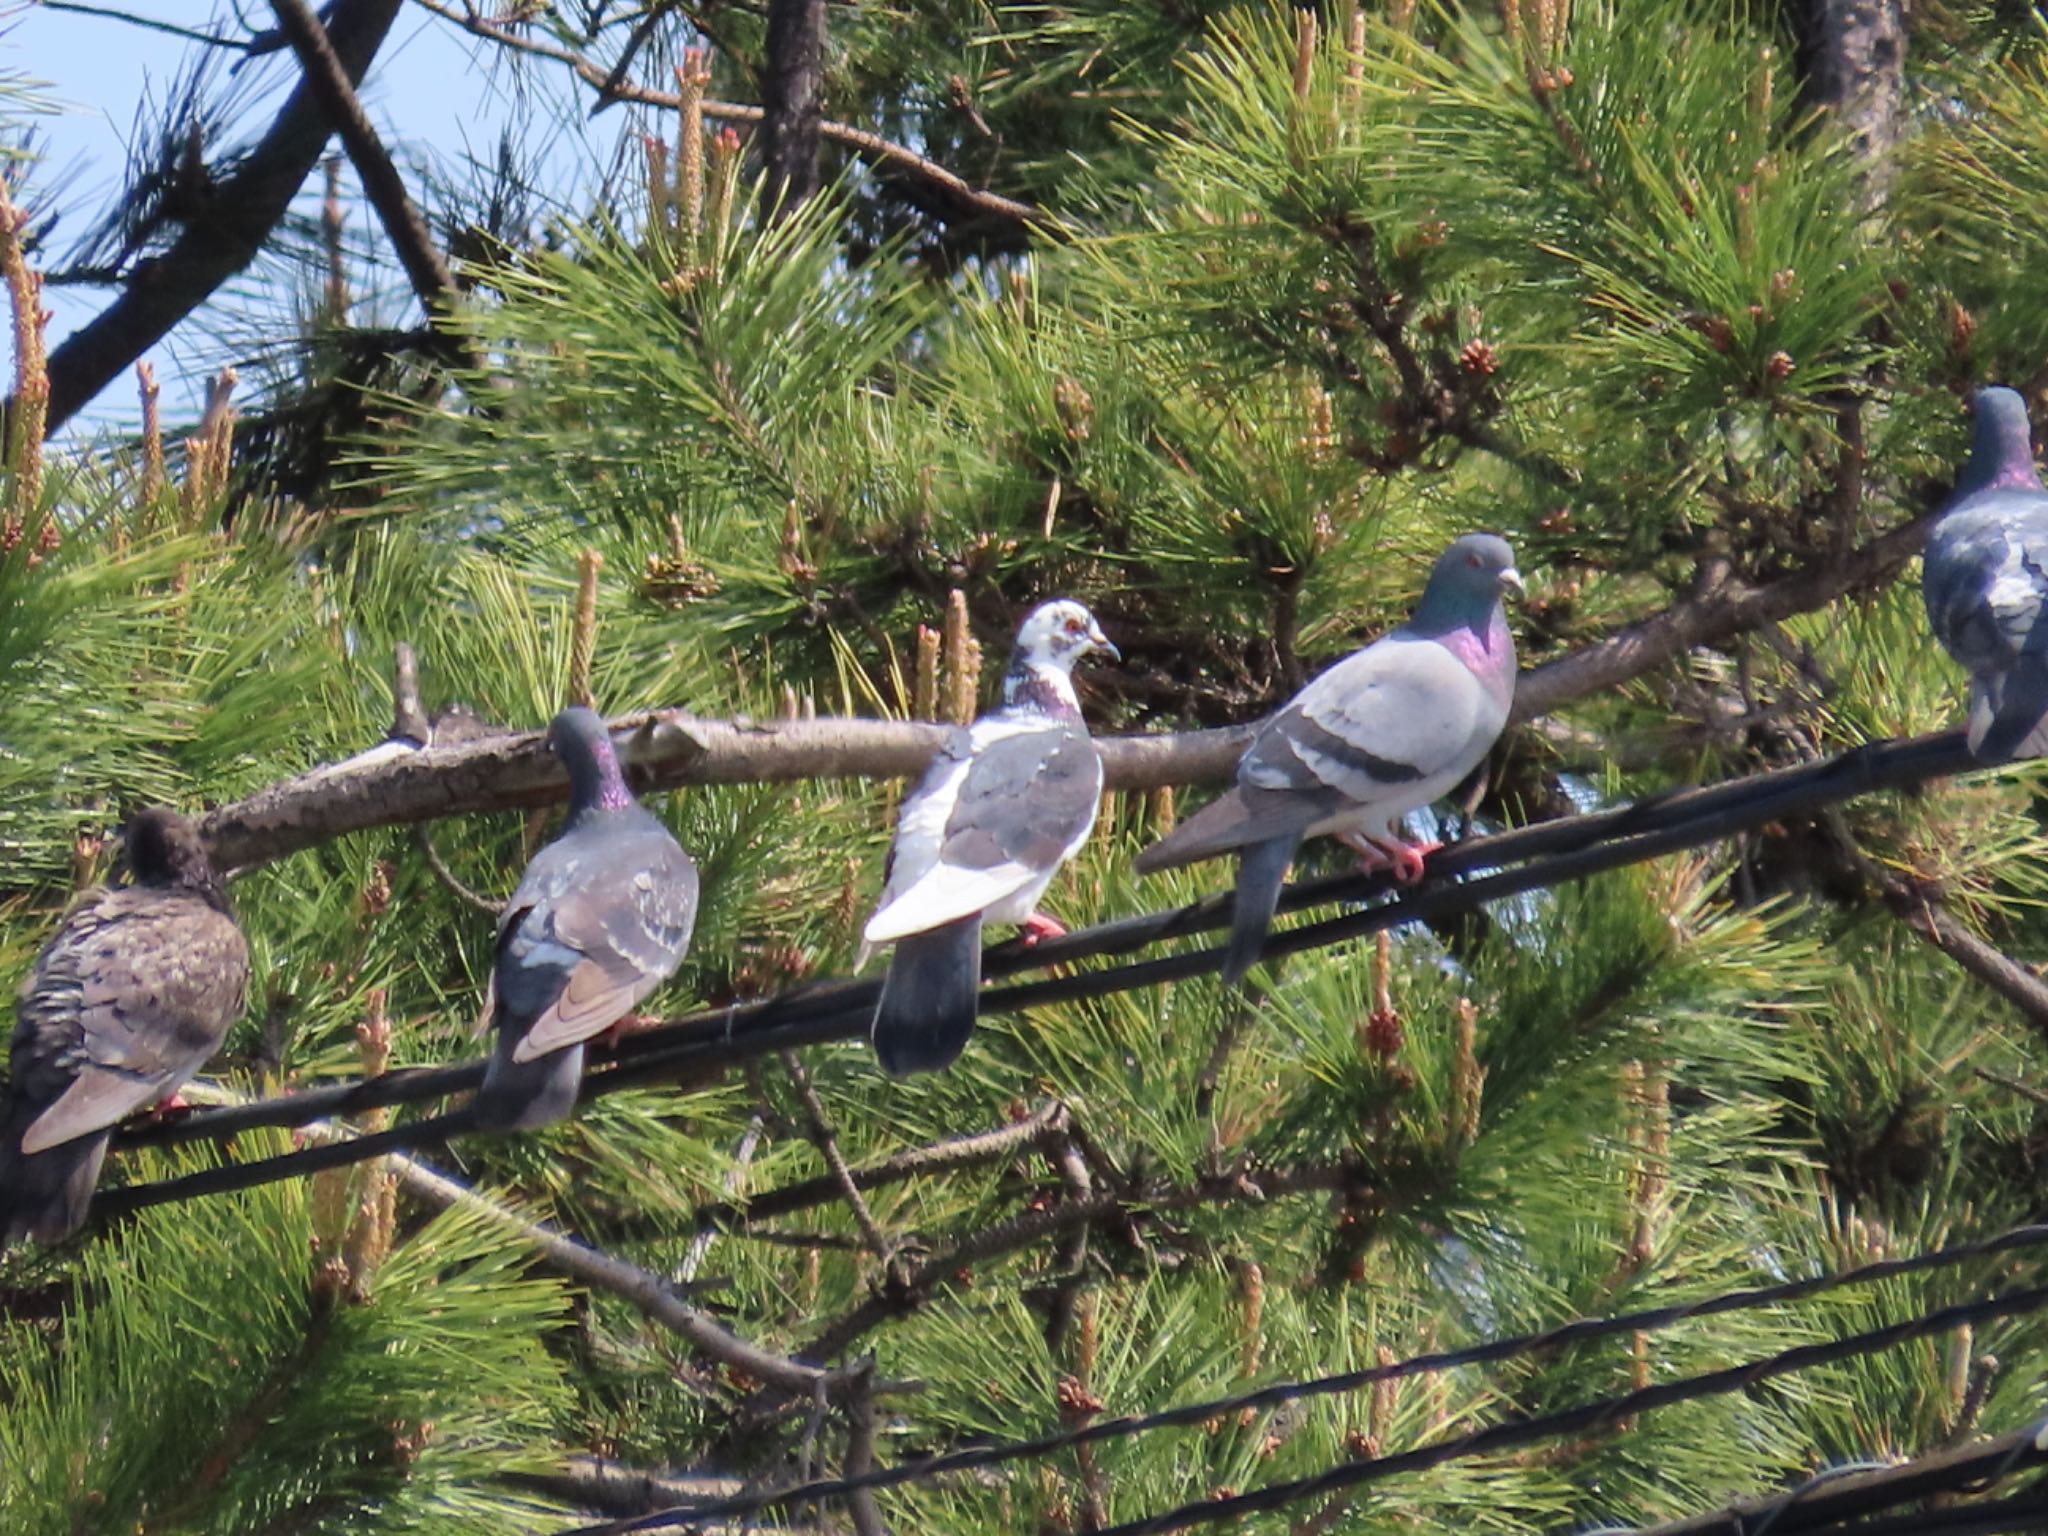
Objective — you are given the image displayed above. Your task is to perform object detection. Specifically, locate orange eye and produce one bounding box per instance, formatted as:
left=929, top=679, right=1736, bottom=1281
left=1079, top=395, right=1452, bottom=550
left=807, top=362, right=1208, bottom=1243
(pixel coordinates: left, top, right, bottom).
left=1065, top=616, right=1085, bottom=633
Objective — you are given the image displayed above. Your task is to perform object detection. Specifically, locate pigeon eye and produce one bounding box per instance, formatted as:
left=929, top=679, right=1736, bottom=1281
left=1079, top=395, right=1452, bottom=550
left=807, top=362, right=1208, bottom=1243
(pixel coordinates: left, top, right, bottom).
left=1064, top=616, right=1085, bottom=634
left=1467, top=553, right=1482, bottom=568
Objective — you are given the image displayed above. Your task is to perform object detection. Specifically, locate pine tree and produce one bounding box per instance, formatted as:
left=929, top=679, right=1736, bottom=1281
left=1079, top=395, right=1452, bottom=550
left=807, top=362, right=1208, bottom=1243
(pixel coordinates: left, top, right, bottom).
left=7, top=2, right=2048, bottom=1531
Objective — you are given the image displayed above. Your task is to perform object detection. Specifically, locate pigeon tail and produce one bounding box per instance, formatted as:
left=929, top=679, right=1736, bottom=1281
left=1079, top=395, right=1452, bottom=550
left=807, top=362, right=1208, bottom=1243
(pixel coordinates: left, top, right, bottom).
left=0, top=1103, right=108, bottom=1246
left=474, top=1041, right=587, bottom=1131
left=1969, top=655, right=2048, bottom=762
left=872, top=918, right=982, bottom=1076
left=1221, top=832, right=1302, bottom=987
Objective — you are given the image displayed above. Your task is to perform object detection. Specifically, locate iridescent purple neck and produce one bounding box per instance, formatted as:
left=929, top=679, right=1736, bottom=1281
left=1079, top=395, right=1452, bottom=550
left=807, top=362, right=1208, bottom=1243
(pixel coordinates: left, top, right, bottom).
left=1437, top=605, right=1516, bottom=705
left=567, top=730, right=635, bottom=812
left=1002, top=662, right=1082, bottom=722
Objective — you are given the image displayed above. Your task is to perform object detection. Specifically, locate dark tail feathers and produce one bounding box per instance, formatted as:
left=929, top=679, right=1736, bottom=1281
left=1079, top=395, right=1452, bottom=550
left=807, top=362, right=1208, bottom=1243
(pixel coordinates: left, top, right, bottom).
left=473, top=1040, right=587, bottom=1131
left=872, top=918, right=982, bottom=1076
left=0, top=1101, right=110, bottom=1246
left=1971, top=656, right=2048, bottom=762
left=1221, top=833, right=1302, bottom=988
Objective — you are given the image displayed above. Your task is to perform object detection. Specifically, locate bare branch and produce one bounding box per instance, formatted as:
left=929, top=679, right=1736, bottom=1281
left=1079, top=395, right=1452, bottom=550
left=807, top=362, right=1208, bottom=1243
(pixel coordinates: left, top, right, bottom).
left=406, top=0, right=1040, bottom=236
left=40, top=0, right=408, bottom=431
left=1511, top=513, right=1935, bottom=723
left=268, top=0, right=470, bottom=345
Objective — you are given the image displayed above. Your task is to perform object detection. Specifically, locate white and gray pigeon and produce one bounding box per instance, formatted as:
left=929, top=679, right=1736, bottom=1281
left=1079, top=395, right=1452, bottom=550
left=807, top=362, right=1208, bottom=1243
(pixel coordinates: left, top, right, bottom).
left=1922, top=386, right=2048, bottom=762
left=1135, top=534, right=1521, bottom=986
left=862, top=600, right=1118, bottom=1076
left=0, top=808, right=249, bottom=1245
left=472, top=706, right=699, bottom=1130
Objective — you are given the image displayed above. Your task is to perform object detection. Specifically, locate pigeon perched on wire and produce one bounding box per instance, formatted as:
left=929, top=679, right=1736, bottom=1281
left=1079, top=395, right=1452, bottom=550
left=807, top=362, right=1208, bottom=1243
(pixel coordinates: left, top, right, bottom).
left=1135, top=533, right=1521, bottom=986
left=1, top=808, right=249, bottom=1245
left=1922, top=385, right=2048, bottom=762
left=472, top=707, right=699, bottom=1130
left=862, top=600, right=1118, bottom=1076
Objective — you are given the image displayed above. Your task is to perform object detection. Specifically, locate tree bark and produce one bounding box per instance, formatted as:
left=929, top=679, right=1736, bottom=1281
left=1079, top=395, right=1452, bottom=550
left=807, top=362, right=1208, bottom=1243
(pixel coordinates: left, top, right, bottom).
left=41, top=0, right=405, bottom=431
left=1787, top=0, right=1906, bottom=206
left=759, top=0, right=829, bottom=216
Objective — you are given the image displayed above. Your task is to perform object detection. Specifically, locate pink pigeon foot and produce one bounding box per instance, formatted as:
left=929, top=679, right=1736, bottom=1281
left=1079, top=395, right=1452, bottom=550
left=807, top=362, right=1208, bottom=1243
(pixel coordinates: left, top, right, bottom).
left=1337, top=832, right=1440, bottom=885
left=138, top=1091, right=194, bottom=1125
left=1018, top=913, right=1069, bottom=947
left=597, top=1010, right=662, bottom=1050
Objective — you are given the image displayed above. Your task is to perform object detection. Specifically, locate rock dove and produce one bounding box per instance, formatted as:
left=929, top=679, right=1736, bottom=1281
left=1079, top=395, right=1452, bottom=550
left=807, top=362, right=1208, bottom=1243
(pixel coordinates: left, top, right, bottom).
left=1922, top=386, right=2048, bottom=762
left=1134, top=534, right=1521, bottom=986
left=862, top=600, right=1118, bottom=1076
left=0, top=808, right=249, bottom=1245
left=472, top=707, right=699, bottom=1130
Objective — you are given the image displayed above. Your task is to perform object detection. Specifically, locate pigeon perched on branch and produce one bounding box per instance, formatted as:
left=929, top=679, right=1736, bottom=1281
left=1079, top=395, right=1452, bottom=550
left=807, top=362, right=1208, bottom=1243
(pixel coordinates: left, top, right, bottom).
left=1, top=808, right=249, bottom=1245
left=862, top=600, right=1118, bottom=1075
left=473, top=707, right=698, bottom=1130
left=1135, top=534, right=1521, bottom=985
left=1922, top=386, right=2048, bottom=762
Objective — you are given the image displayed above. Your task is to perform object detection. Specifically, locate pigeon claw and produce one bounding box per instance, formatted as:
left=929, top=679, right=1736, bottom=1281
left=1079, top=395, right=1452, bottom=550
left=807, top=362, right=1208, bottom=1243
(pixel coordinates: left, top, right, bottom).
left=1019, top=913, right=1069, bottom=947
left=597, top=1011, right=661, bottom=1050
left=1339, top=832, right=1439, bottom=885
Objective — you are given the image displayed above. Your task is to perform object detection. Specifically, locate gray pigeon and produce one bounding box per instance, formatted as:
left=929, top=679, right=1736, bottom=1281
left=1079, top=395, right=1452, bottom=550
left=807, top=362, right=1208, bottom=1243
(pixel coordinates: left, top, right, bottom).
left=1922, top=386, right=2048, bottom=762
left=1135, top=534, right=1521, bottom=985
left=0, top=808, right=249, bottom=1245
left=472, top=707, right=699, bottom=1130
left=862, top=600, right=1118, bottom=1075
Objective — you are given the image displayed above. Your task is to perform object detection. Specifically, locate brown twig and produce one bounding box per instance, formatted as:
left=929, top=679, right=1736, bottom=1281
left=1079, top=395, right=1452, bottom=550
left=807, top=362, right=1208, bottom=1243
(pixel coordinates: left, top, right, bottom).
left=269, top=0, right=469, bottom=338
left=40, top=0, right=407, bottom=431
left=406, top=0, right=1040, bottom=236
left=781, top=1051, right=897, bottom=1274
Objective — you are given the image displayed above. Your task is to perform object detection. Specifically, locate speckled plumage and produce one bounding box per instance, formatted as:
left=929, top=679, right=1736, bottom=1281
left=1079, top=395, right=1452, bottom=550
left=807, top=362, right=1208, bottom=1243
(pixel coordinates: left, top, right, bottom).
left=1, top=808, right=248, bottom=1245
left=1923, top=387, right=2048, bottom=762
left=863, top=600, right=1116, bottom=1076
left=472, top=708, right=698, bottom=1130
left=1135, top=534, right=1521, bottom=985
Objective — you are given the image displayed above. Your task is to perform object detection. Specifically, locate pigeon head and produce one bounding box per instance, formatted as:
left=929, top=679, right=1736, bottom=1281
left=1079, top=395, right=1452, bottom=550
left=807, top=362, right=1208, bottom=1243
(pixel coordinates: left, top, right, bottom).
left=120, top=808, right=225, bottom=901
left=547, top=706, right=635, bottom=813
left=1956, top=386, right=2044, bottom=500
left=1003, top=600, right=1118, bottom=716
left=1412, top=534, right=1522, bottom=636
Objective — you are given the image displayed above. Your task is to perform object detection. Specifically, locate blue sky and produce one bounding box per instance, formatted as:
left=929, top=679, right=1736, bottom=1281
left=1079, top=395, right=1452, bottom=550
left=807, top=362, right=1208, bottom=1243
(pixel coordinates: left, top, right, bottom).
left=12, top=1, right=646, bottom=433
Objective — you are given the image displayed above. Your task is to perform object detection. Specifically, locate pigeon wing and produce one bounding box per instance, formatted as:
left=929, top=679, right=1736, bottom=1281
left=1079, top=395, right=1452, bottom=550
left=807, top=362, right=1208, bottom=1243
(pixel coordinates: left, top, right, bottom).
left=501, top=817, right=698, bottom=1063
left=1242, top=633, right=1493, bottom=801
left=19, top=890, right=249, bottom=1155
left=864, top=724, right=1103, bottom=944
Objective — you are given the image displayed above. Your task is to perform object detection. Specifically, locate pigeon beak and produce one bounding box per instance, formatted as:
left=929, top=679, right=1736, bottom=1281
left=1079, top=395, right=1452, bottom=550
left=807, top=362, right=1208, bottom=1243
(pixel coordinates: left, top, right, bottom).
left=1088, top=623, right=1120, bottom=662
left=1500, top=567, right=1526, bottom=598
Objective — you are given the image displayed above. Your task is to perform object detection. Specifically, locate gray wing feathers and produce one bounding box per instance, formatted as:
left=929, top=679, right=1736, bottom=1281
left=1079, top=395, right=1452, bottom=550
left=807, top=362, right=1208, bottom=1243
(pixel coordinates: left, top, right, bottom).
left=1926, top=492, right=2048, bottom=761
left=477, top=808, right=696, bottom=1130
left=3, top=886, right=247, bottom=1243
left=944, top=727, right=1103, bottom=873
left=1243, top=637, right=1486, bottom=798
left=1132, top=784, right=1345, bottom=874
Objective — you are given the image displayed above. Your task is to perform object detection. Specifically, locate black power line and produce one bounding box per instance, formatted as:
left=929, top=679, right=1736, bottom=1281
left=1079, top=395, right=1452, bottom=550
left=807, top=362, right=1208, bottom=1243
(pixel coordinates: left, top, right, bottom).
left=102, top=728, right=1981, bottom=1214
left=548, top=1235, right=2048, bottom=1536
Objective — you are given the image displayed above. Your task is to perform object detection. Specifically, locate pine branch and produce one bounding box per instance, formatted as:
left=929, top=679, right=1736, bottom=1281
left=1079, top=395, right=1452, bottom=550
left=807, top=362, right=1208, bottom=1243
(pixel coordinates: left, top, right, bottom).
left=114, top=730, right=1986, bottom=1184
left=194, top=500, right=1943, bottom=876
left=37, top=0, right=407, bottom=430
left=406, top=0, right=1039, bottom=237
left=268, top=0, right=467, bottom=335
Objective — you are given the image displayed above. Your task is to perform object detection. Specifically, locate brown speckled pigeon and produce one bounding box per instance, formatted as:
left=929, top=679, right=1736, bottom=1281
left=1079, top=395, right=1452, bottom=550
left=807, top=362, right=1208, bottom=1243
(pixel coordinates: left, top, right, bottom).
left=1923, top=386, right=2048, bottom=762
left=1135, top=534, right=1521, bottom=986
left=0, top=808, right=249, bottom=1245
left=472, top=707, right=698, bottom=1130
left=862, top=600, right=1117, bottom=1075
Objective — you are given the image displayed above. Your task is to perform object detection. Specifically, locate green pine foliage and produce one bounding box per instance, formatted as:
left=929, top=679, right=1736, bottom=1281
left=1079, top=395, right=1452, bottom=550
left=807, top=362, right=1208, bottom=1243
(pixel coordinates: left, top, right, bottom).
left=8, top=0, right=2048, bottom=1530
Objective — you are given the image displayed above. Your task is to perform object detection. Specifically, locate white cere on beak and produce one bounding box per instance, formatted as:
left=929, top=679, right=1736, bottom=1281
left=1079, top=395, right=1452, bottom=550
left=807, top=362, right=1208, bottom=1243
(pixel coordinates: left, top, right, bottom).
left=1500, top=567, right=1525, bottom=597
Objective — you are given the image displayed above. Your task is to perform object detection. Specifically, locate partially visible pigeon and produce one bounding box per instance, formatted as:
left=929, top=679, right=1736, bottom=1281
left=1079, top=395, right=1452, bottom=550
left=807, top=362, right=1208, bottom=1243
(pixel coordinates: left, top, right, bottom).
left=862, top=600, right=1118, bottom=1076
left=1135, top=534, right=1521, bottom=985
left=472, top=707, right=699, bottom=1130
left=1922, top=386, right=2048, bottom=762
left=1, top=808, right=249, bottom=1245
